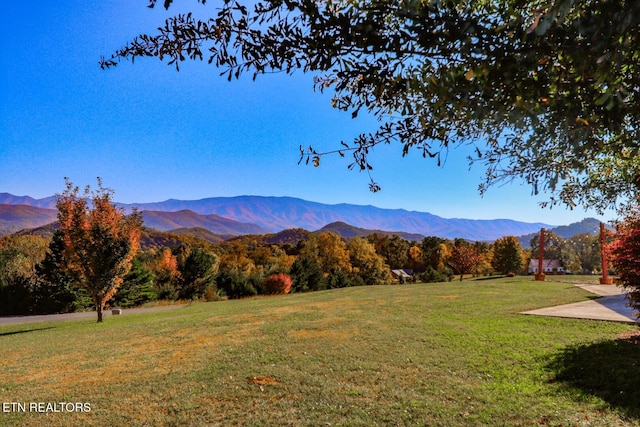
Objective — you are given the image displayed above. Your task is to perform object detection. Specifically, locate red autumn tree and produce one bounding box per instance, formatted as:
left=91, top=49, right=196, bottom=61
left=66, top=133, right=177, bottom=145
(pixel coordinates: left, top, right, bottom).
left=448, top=241, right=480, bottom=282
left=610, top=207, right=640, bottom=313
left=56, top=178, right=142, bottom=322
left=262, top=273, right=293, bottom=295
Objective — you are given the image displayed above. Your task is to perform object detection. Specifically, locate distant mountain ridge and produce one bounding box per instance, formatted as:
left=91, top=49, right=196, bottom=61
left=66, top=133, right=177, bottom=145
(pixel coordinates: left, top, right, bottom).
left=125, top=195, right=551, bottom=240
left=1, top=193, right=554, bottom=240
left=141, top=210, right=269, bottom=235
left=517, top=217, right=609, bottom=248
left=0, top=193, right=57, bottom=209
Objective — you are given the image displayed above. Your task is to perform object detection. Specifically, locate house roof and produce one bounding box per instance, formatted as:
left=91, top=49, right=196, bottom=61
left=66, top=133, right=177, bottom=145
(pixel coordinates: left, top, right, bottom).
left=528, top=259, right=562, bottom=268
left=391, top=269, right=412, bottom=278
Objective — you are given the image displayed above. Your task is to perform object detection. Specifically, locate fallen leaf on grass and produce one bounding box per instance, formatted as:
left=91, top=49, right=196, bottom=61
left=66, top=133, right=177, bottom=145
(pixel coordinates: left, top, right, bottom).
left=247, top=376, right=282, bottom=385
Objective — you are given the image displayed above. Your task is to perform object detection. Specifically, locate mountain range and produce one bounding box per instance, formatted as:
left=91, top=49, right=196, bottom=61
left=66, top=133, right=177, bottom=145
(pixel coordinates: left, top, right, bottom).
left=0, top=192, right=558, bottom=241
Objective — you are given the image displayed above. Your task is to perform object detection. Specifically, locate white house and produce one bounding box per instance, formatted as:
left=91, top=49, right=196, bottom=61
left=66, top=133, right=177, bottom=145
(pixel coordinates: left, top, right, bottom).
left=528, top=259, right=570, bottom=274
left=391, top=269, right=413, bottom=282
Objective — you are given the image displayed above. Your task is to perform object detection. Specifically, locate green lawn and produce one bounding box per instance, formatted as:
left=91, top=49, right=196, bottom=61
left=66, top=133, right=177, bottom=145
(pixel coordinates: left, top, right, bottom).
left=1, top=277, right=639, bottom=426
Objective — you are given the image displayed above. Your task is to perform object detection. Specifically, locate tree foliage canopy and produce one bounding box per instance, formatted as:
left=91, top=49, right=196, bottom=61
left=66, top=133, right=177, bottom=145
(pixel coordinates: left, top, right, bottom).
left=102, top=0, right=640, bottom=211
left=448, top=241, right=480, bottom=281
left=491, top=235, right=524, bottom=275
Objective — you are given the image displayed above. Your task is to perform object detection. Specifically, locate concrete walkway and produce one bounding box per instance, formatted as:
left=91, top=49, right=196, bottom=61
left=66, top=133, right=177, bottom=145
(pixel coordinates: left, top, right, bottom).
left=522, top=284, right=640, bottom=324
left=0, top=304, right=186, bottom=326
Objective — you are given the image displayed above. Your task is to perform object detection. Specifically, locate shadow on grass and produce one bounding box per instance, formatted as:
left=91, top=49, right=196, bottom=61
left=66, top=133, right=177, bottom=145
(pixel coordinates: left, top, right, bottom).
left=0, top=326, right=55, bottom=337
left=470, top=275, right=508, bottom=281
left=546, top=335, right=640, bottom=419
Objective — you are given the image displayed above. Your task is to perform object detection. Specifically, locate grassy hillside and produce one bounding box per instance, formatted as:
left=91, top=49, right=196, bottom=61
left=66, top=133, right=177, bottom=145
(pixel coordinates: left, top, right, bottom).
left=1, top=278, right=639, bottom=426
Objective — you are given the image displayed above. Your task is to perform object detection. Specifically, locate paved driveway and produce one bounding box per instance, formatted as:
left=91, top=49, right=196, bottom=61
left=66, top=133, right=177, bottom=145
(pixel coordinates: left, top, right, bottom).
left=0, top=305, right=186, bottom=326
left=522, top=284, right=640, bottom=324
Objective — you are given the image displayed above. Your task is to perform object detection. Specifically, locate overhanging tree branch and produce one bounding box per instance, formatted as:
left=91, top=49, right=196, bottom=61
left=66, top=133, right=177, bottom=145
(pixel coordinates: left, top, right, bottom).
left=103, top=0, right=640, bottom=212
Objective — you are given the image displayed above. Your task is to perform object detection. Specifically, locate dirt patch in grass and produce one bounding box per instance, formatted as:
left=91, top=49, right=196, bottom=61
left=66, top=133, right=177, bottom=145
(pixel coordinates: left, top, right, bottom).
left=617, top=329, right=640, bottom=345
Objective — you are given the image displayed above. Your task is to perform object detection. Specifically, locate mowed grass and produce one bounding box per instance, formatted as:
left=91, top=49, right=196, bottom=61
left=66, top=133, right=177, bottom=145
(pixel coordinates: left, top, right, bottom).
left=1, top=277, right=640, bottom=426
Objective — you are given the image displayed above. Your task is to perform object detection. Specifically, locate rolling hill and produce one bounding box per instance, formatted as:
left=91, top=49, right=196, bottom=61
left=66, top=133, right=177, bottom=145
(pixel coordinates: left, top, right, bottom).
left=167, top=227, right=231, bottom=243
left=0, top=204, right=57, bottom=235
left=318, top=221, right=425, bottom=241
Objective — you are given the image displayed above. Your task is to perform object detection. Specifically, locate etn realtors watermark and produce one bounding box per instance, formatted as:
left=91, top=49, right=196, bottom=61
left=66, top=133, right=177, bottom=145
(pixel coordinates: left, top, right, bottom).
left=2, top=402, right=91, bottom=413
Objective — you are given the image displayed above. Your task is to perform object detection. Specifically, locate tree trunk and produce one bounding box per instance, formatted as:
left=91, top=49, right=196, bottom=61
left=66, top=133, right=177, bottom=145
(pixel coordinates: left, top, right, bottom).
left=96, top=301, right=103, bottom=323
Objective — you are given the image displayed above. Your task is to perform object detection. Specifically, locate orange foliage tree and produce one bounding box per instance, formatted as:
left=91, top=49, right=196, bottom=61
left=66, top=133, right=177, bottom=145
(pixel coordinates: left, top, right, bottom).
left=149, top=248, right=183, bottom=300
left=56, top=178, right=142, bottom=322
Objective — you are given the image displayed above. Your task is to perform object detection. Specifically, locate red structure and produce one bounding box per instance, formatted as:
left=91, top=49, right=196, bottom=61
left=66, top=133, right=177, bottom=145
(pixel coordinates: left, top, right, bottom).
left=600, top=222, right=613, bottom=285
left=535, top=228, right=546, bottom=281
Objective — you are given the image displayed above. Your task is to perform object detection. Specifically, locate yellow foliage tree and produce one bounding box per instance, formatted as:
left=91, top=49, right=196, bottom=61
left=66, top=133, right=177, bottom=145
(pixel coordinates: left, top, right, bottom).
left=300, top=232, right=352, bottom=275
left=347, top=237, right=391, bottom=285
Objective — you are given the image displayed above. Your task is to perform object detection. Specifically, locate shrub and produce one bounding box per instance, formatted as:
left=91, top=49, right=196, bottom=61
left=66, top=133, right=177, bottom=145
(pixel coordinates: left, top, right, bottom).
left=203, top=284, right=224, bottom=302
left=216, top=271, right=258, bottom=299
left=262, top=273, right=293, bottom=295
left=289, top=257, right=325, bottom=292
left=327, top=267, right=352, bottom=289
left=416, top=266, right=453, bottom=283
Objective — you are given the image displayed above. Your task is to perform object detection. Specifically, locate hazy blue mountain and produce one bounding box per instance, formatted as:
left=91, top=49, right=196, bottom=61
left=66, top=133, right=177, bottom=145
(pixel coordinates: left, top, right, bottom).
left=126, top=196, right=551, bottom=240
left=517, top=218, right=610, bottom=248
left=550, top=217, right=609, bottom=239
left=141, top=210, right=269, bottom=235
left=0, top=193, right=57, bottom=209
left=1, top=193, right=555, bottom=241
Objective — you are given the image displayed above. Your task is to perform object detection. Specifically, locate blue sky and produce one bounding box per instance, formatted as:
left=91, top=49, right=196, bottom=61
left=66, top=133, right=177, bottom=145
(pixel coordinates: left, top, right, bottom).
left=1, top=1, right=615, bottom=225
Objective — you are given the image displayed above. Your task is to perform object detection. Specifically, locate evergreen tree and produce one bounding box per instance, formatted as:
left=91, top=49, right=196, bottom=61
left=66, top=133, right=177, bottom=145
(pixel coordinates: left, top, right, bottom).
left=112, top=257, right=157, bottom=308
left=178, top=247, right=218, bottom=300
left=289, top=257, right=325, bottom=292
left=35, top=230, right=93, bottom=314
